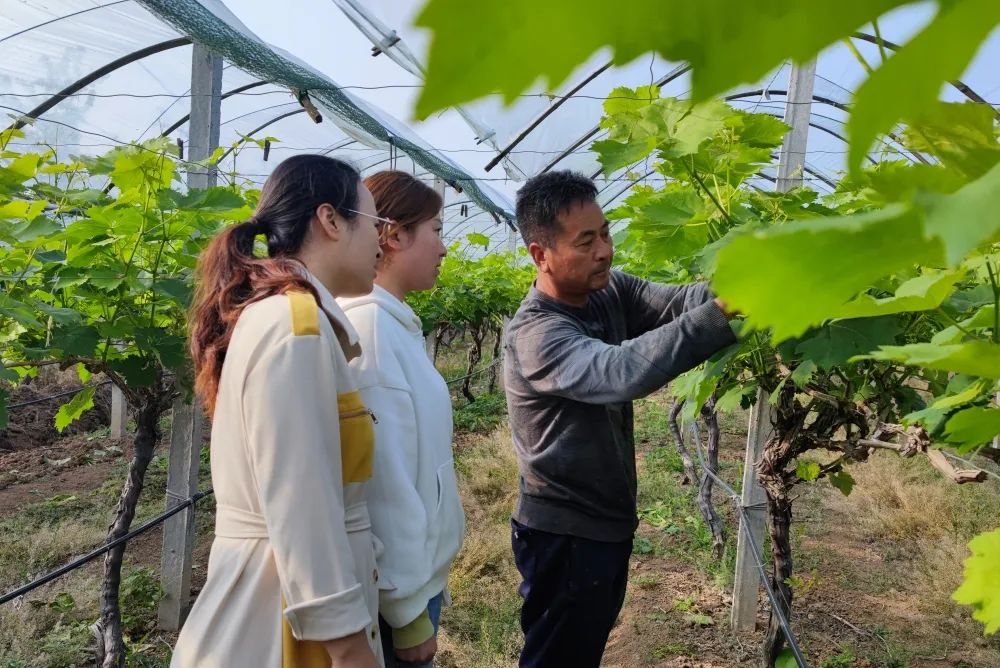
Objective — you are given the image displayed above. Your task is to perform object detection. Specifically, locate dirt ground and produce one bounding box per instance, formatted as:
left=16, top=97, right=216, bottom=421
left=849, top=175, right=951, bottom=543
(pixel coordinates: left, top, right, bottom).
left=2, top=386, right=999, bottom=667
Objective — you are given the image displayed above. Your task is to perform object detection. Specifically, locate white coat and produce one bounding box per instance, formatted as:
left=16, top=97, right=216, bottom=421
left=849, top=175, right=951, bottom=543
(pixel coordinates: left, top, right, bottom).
left=172, top=275, right=384, bottom=668
left=339, top=286, right=465, bottom=646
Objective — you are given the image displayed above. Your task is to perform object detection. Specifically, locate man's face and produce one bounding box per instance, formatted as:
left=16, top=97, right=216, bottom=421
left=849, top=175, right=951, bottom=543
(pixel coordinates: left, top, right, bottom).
left=533, top=199, right=614, bottom=298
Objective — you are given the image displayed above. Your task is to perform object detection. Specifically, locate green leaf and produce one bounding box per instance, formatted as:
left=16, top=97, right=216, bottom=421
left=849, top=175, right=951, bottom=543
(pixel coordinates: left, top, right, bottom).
left=12, top=215, right=61, bottom=243
left=108, top=356, right=158, bottom=387
left=659, top=99, right=730, bottom=157
left=715, top=384, right=756, bottom=413
left=712, top=206, right=941, bottom=341
left=795, top=318, right=901, bottom=370
left=466, top=232, right=490, bottom=249
left=734, top=112, right=789, bottom=148
left=634, top=190, right=702, bottom=226
left=670, top=344, right=739, bottom=419
left=829, top=471, right=855, bottom=496
left=51, top=324, right=101, bottom=357
left=604, top=85, right=659, bottom=116
left=904, top=102, right=1000, bottom=179
left=953, top=528, right=1000, bottom=635
left=860, top=340, right=1000, bottom=379
left=790, top=360, right=817, bottom=388
left=775, top=648, right=798, bottom=668
left=834, top=270, right=964, bottom=319
left=0, top=388, right=8, bottom=430
left=34, top=249, right=66, bottom=264
left=152, top=278, right=192, bottom=307
left=54, top=387, right=95, bottom=433
left=0, top=152, right=41, bottom=184
left=77, top=363, right=92, bottom=384
left=34, top=303, right=82, bottom=326
left=0, top=293, right=43, bottom=328
left=922, top=161, right=1000, bottom=267
left=593, top=137, right=656, bottom=175
left=796, top=460, right=821, bottom=482
left=848, top=0, right=1000, bottom=173
left=0, top=199, right=47, bottom=220
left=171, top=186, right=246, bottom=212
left=944, top=408, right=1000, bottom=451
left=413, top=0, right=909, bottom=118
left=49, top=592, right=76, bottom=613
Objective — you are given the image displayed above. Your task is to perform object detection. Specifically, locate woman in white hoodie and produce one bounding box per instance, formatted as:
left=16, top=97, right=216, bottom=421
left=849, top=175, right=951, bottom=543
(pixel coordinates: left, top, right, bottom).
left=339, top=171, right=465, bottom=668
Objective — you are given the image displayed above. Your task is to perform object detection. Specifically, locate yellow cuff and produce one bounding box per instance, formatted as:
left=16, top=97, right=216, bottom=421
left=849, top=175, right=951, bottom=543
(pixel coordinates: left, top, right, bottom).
left=391, top=607, right=434, bottom=649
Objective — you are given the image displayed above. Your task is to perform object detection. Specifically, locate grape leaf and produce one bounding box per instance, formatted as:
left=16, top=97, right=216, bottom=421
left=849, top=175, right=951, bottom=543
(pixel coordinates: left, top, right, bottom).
left=790, top=360, right=817, bottom=388
left=796, top=461, right=821, bottom=482
left=922, top=162, right=1000, bottom=267
left=829, top=471, right=855, bottom=496
left=712, top=206, right=942, bottom=341
left=848, top=0, right=1000, bottom=173
left=51, top=324, right=101, bottom=358
left=953, top=527, right=1000, bottom=635
left=859, top=340, right=1000, bottom=379
left=0, top=199, right=47, bottom=221
left=795, top=318, right=901, bottom=370
left=834, top=270, right=963, bottom=319
left=904, top=102, right=1000, bottom=179
left=55, top=387, right=95, bottom=433
left=77, top=363, right=92, bottom=384
left=414, top=0, right=909, bottom=118
left=466, top=232, right=490, bottom=249
left=593, top=137, right=656, bottom=175
left=716, top=384, right=757, bottom=413
left=944, top=407, right=1000, bottom=451
left=775, top=649, right=798, bottom=668
left=632, top=190, right=702, bottom=226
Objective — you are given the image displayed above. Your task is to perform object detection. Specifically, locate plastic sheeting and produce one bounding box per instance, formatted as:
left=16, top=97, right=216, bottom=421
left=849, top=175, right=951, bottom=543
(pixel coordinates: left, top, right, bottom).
left=1, top=0, right=998, bottom=249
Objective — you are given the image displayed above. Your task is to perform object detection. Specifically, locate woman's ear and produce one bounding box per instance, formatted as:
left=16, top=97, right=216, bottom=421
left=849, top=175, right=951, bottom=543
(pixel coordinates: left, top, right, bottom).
left=314, top=203, right=342, bottom=242
left=381, top=223, right=410, bottom=252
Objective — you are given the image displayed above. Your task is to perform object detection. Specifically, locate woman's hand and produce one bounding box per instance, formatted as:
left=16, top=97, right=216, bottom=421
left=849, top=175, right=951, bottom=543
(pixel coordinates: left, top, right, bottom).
left=396, top=634, right=438, bottom=664
left=324, top=630, right=380, bottom=668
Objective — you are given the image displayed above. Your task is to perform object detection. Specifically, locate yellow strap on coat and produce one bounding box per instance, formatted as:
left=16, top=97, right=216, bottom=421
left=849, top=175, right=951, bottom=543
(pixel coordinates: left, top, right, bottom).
left=288, top=291, right=320, bottom=337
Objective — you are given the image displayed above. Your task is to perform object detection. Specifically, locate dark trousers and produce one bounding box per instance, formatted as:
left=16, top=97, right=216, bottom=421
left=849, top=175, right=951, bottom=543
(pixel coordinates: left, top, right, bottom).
left=511, top=518, right=633, bottom=668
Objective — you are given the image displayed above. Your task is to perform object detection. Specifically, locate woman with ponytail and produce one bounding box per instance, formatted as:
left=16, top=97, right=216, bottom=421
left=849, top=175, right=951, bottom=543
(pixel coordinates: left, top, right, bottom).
left=172, top=155, right=385, bottom=668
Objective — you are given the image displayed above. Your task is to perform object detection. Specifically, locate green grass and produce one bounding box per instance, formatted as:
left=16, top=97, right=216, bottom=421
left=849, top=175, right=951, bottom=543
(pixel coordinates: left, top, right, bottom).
left=453, top=391, right=508, bottom=434
left=439, top=425, right=521, bottom=667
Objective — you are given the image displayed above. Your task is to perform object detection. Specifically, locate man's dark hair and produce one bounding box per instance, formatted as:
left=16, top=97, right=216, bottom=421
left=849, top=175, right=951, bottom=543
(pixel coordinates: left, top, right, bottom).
left=515, top=171, right=598, bottom=247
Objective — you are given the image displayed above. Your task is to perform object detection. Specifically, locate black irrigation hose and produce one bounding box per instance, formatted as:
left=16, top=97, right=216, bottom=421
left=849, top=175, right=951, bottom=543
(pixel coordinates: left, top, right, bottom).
left=0, top=489, right=213, bottom=606
left=686, top=420, right=811, bottom=668
left=5, top=381, right=113, bottom=410
left=444, top=357, right=501, bottom=386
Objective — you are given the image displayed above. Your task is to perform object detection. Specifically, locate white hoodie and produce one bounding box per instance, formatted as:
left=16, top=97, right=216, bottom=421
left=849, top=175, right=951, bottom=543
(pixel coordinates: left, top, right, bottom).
left=339, top=285, right=465, bottom=641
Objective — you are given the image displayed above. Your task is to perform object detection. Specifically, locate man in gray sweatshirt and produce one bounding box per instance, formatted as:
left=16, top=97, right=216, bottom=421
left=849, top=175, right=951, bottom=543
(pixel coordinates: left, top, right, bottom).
left=504, top=171, right=737, bottom=668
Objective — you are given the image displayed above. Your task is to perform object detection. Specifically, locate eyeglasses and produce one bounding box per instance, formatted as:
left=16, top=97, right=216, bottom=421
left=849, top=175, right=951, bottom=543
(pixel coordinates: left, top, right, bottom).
left=344, top=208, right=404, bottom=242
left=344, top=208, right=394, bottom=225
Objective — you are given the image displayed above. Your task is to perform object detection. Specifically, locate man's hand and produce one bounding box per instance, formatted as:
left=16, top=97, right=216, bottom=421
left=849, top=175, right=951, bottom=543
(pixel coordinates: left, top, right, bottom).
left=324, top=630, right=380, bottom=668
left=396, top=634, right=437, bottom=664
left=713, top=297, right=739, bottom=321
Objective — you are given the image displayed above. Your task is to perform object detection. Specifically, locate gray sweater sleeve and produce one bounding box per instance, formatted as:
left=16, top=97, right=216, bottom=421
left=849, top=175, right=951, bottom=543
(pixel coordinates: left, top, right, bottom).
left=514, top=297, right=737, bottom=404
left=618, top=274, right=719, bottom=336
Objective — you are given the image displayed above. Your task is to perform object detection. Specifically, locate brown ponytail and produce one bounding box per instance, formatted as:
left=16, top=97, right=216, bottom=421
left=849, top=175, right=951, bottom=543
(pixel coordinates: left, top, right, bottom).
left=189, top=155, right=361, bottom=414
